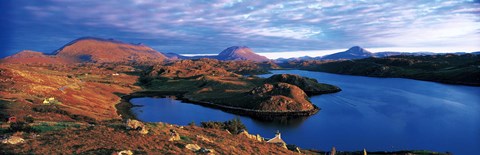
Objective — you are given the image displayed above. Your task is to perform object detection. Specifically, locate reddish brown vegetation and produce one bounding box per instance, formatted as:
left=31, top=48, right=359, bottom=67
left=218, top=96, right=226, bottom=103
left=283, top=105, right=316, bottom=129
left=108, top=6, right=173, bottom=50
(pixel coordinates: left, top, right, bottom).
left=1, top=122, right=294, bottom=154
left=0, top=62, right=140, bottom=121
left=250, top=83, right=313, bottom=111
left=55, top=37, right=167, bottom=63
left=149, top=58, right=271, bottom=78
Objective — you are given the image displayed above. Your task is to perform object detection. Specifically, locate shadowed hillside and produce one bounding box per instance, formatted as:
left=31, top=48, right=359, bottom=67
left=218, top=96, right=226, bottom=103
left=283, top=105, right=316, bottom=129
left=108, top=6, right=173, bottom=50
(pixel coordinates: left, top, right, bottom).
left=299, top=54, right=480, bottom=85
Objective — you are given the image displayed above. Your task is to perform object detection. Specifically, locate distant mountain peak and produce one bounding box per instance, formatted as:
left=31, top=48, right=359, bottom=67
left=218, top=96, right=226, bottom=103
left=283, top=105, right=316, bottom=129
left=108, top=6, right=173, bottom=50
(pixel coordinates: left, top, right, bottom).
left=345, top=46, right=370, bottom=54
left=320, top=46, right=373, bottom=60
left=54, top=37, right=146, bottom=54
left=216, top=46, right=269, bottom=62
left=218, top=46, right=251, bottom=56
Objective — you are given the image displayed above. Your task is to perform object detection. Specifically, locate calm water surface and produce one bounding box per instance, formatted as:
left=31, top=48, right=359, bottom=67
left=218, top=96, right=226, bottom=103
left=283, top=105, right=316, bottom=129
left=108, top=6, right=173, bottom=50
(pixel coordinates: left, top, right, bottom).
left=132, top=70, right=480, bottom=154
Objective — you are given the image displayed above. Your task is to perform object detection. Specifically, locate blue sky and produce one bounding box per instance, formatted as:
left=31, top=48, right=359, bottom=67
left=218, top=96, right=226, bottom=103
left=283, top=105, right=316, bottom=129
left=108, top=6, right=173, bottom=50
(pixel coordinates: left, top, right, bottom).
left=1, top=0, right=479, bottom=58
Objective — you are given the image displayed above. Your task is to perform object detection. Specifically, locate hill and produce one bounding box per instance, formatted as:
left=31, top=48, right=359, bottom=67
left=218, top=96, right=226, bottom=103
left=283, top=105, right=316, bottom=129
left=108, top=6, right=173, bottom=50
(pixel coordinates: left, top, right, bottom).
left=1, top=50, right=69, bottom=64
left=54, top=37, right=167, bottom=63
left=300, top=54, right=480, bottom=86
left=1, top=37, right=168, bottom=64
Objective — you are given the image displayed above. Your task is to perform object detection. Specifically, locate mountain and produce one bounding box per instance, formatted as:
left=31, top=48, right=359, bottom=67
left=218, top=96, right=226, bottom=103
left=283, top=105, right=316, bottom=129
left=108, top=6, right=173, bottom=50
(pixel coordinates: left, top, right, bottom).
left=274, top=46, right=445, bottom=62
left=215, top=46, right=269, bottom=62
left=2, top=37, right=168, bottom=64
left=321, top=46, right=373, bottom=60
left=161, top=46, right=270, bottom=62
left=54, top=37, right=167, bottom=63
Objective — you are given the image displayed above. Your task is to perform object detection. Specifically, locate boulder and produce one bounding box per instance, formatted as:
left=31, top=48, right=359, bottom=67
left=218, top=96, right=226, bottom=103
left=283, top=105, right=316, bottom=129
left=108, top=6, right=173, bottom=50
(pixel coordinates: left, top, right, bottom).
left=255, top=134, right=264, bottom=142
left=126, top=119, right=144, bottom=130
left=185, top=144, right=201, bottom=151
left=139, top=127, right=149, bottom=135
left=196, top=135, right=213, bottom=143
left=287, top=144, right=301, bottom=153
left=1, top=136, right=25, bottom=144
left=168, top=129, right=180, bottom=141
left=198, top=148, right=215, bottom=154
left=238, top=130, right=264, bottom=142
left=114, top=150, right=133, bottom=155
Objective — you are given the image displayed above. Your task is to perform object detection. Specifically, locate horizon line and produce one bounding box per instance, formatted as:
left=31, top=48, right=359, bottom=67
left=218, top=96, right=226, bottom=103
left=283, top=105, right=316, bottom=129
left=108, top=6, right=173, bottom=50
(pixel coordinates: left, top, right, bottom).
left=180, top=46, right=480, bottom=59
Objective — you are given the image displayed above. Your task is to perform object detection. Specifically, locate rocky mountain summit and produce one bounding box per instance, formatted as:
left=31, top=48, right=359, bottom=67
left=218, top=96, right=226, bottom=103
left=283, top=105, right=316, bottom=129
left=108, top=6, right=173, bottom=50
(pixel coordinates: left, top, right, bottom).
left=216, top=46, right=269, bottom=62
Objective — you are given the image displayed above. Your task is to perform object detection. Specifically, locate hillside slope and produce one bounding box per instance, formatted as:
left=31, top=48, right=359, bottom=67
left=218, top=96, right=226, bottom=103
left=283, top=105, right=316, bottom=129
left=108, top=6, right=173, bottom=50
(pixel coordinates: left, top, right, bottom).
left=301, top=54, right=480, bottom=85
left=55, top=37, right=167, bottom=63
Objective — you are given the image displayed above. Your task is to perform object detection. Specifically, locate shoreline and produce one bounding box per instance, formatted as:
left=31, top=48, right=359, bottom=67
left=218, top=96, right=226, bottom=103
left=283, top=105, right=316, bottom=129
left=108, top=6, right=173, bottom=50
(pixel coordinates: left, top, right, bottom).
left=300, top=69, right=480, bottom=87
left=115, top=90, right=320, bottom=121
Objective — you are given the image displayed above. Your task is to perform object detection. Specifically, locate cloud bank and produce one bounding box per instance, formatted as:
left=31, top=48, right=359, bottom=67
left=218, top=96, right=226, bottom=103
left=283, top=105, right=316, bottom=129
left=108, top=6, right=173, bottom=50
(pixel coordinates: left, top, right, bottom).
left=1, top=0, right=479, bottom=58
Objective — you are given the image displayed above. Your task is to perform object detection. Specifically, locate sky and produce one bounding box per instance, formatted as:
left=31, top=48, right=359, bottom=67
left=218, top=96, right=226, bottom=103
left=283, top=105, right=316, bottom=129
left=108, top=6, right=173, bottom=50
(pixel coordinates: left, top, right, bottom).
left=1, top=0, right=479, bottom=59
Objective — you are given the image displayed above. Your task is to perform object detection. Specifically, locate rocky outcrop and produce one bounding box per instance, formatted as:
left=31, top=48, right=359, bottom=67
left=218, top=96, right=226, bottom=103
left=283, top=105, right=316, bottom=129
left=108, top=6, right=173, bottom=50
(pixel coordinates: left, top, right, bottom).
left=287, top=145, right=301, bottom=153
left=1, top=136, right=25, bottom=144
left=196, top=135, right=213, bottom=143
left=114, top=150, right=133, bottom=155
left=265, top=74, right=341, bottom=95
left=249, top=83, right=314, bottom=111
left=126, top=119, right=148, bottom=134
left=198, top=148, right=215, bottom=154
left=126, top=119, right=144, bottom=130
left=185, top=144, right=201, bottom=151
left=185, top=144, right=215, bottom=154
left=168, top=129, right=181, bottom=141
left=139, top=127, right=149, bottom=135
left=238, top=130, right=264, bottom=142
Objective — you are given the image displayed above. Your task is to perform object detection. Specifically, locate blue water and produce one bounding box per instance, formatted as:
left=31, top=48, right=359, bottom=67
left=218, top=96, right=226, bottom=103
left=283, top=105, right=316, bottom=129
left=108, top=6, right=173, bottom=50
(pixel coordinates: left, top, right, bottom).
left=131, top=70, right=480, bottom=155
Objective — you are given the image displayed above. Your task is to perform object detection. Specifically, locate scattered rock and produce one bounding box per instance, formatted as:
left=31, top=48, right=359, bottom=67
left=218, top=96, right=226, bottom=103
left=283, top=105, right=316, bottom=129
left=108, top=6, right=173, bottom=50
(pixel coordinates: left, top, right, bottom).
left=287, top=144, right=301, bottom=153
left=1, top=136, right=25, bottom=144
left=196, top=135, right=213, bottom=143
left=139, top=127, right=149, bottom=135
left=255, top=134, right=264, bottom=142
left=185, top=144, right=201, bottom=151
left=198, top=148, right=215, bottom=154
left=238, top=130, right=264, bottom=142
left=168, top=129, right=180, bottom=141
left=126, top=119, right=148, bottom=134
left=126, top=119, right=144, bottom=130
left=114, top=150, right=133, bottom=155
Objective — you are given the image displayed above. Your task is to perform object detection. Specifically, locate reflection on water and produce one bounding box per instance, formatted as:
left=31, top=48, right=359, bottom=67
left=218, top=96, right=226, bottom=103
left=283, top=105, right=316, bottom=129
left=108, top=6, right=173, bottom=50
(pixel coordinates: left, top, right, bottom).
left=132, top=70, right=480, bottom=155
